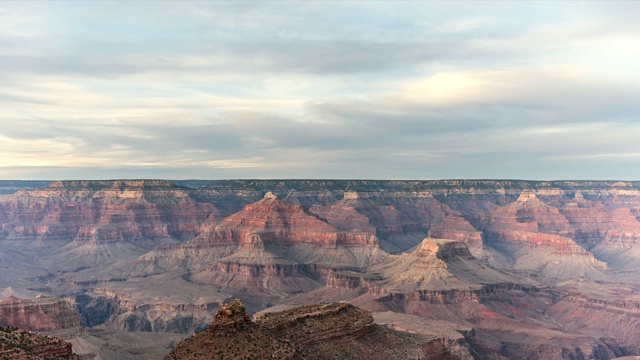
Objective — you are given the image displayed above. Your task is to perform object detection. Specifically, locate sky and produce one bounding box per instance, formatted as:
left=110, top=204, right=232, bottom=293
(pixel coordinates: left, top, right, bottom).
left=1, top=1, right=639, bottom=180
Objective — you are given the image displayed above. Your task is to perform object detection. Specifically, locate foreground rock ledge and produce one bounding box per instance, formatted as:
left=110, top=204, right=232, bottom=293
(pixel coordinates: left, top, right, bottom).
left=0, top=326, right=80, bottom=359
left=165, top=299, right=459, bottom=360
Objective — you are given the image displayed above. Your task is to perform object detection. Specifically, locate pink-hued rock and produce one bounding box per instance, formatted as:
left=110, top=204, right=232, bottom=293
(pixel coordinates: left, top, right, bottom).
left=0, top=180, right=216, bottom=246
left=0, top=295, right=81, bottom=333
left=428, top=214, right=483, bottom=258
left=190, top=192, right=375, bottom=247
left=484, top=191, right=606, bottom=279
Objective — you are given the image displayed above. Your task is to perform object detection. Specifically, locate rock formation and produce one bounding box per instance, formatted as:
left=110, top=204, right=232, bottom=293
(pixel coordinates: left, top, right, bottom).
left=4, top=180, right=640, bottom=359
left=0, top=326, right=80, bottom=359
left=165, top=299, right=458, bottom=360
left=363, top=238, right=518, bottom=293
left=0, top=295, right=81, bottom=335
left=190, top=191, right=373, bottom=247
left=0, top=180, right=216, bottom=271
left=484, top=190, right=607, bottom=279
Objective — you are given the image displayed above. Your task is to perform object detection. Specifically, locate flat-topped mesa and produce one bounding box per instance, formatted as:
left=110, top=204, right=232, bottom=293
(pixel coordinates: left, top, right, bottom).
left=485, top=193, right=608, bottom=279
left=491, top=190, right=574, bottom=236
left=322, top=188, right=452, bottom=253
left=486, top=198, right=588, bottom=256
left=48, top=179, right=176, bottom=191
left=362, top=237, right=509, bottom=293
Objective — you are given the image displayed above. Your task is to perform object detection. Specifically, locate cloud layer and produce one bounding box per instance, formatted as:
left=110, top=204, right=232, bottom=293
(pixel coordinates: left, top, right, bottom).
left=1, top=1, right=639, bottom=180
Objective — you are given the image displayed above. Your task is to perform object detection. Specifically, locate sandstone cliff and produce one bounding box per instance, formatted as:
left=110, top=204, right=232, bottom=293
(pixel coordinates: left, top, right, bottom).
left=0, top=295, right=81, bottom=335
left=484, top=191, right=607, bottom=279
left=0, top=180, right=216, bottom=271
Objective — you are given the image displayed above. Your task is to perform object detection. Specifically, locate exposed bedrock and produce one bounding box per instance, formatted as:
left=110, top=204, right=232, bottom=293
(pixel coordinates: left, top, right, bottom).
left=0, top=326, right=80, bottom=359
left=0, top=180, right=215, bottom=240
left=188, top=192, right=376, bottom=247
left=166, top=299, right=460, bottom=360
left=0, top=295, right=81, bottom=335
left=428, top=214, right=484, bottom=258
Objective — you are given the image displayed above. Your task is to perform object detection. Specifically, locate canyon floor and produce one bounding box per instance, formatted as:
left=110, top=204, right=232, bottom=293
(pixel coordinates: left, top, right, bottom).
left=2, top=179, right=640, bottom=359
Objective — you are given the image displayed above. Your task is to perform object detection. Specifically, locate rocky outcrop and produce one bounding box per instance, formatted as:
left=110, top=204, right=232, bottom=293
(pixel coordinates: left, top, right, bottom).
left=0, top=326, right=80, bottom=359
left=208, top=299, right=251, bottom=333
left=165, top=299, right=459, bottom=360
left=0, top=296, right=81, bottom=335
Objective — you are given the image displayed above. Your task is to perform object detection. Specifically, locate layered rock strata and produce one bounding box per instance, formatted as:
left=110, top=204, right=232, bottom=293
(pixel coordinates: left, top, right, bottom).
left=428, top=214, right=484, bottom=258
left=0, top=326, right=79, bottom=359
left=190, top=192, right=375, bottom=247
left=484, top=191, right=606, bottom=279
left=0, top=295, right=81, bottom=335
left=0, top=180, right=216, bottom=270
left=165, top=299, right=458, bottom=360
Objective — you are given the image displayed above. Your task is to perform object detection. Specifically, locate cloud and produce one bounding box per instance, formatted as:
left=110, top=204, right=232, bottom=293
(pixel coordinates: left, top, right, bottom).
left=1, top=1, right=640, bottom=180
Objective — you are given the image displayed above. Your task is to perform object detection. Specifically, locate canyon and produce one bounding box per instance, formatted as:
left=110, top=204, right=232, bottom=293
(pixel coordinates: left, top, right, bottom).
left=2, top=179, right=640, bottom=358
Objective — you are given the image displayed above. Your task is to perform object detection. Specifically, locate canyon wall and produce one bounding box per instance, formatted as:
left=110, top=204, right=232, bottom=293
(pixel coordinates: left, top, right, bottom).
left=4, top=180, right=640, bottom=359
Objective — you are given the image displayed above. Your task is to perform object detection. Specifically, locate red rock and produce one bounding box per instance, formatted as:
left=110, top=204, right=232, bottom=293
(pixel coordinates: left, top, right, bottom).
left=209, top=299, right=251, bottom=333
left=428, top=214, right=483, bottom=257
left=310, top=203, right=376, bottom=233
left=190, top=192, right=371, bottom=247
left=484, top=191, right=606, bottom=279
left=0, top=326, right=80, bottom=359
left=0, top=180, right=216, bottom=247
left=0, top=296, right=81, bottom=333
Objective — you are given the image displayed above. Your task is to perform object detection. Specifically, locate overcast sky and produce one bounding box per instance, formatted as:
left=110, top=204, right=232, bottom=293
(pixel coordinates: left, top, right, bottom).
left=1, top=1, right=639, bottom=180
